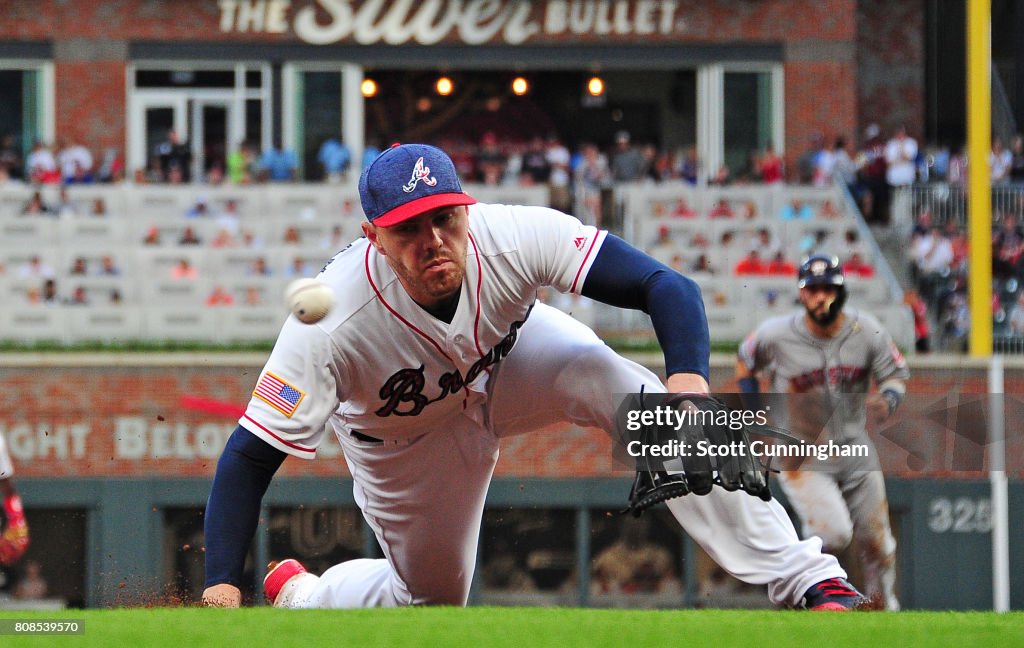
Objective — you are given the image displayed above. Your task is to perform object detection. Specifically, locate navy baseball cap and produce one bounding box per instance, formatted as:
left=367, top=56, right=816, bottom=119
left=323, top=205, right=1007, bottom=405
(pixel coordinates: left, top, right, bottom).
left=358, top=143, right=476, bottom=227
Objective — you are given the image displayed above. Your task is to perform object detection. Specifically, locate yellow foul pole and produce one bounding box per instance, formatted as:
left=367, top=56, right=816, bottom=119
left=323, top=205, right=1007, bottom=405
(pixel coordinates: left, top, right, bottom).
left=967, top=0, right=992, bottom=357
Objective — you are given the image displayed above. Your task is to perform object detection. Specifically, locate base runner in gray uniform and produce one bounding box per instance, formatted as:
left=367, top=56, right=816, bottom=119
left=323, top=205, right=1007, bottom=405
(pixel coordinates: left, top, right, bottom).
left=736, top=254, right=910, bottom=610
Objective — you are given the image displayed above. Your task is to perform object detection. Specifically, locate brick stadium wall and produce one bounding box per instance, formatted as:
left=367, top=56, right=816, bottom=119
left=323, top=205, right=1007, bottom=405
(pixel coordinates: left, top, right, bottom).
left=2, top=355, right=1019, bottom=480
left=0, top=0, right=924, bottom=175
left=857, top=0, right=926, bottom=141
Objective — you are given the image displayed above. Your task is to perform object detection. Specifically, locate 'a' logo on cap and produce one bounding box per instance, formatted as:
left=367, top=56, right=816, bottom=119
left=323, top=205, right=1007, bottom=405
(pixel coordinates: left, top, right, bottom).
left=403, top=157, right=438, bottom=193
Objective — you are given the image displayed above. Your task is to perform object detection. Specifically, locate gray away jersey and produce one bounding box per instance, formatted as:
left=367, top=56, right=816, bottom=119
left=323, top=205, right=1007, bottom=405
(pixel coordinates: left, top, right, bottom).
left=738, top=308, right=910, bottom=443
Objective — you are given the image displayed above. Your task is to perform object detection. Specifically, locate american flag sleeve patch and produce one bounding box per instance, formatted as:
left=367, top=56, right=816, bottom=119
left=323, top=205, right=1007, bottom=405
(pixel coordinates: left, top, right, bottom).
left=253, top=372, right=305, bottom=417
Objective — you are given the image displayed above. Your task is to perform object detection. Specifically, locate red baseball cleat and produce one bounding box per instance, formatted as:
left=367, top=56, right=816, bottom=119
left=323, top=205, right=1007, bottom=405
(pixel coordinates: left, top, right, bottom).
left=263, top=559, right=308, bottom=605
left=803, top=577, right=867, bottom=611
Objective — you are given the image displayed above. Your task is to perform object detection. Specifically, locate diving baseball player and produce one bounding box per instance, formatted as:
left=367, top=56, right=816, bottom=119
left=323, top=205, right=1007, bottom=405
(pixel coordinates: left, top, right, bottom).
left=0, top=432, right=30, bottom=568
left=736, top=254, right=909, bottom=610
left=202, top=144, right=864, bottom=611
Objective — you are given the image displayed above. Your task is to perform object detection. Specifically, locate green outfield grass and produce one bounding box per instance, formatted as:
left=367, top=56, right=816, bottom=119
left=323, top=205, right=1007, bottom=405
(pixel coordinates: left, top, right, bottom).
left=0, top=607, right=1021, bottom=647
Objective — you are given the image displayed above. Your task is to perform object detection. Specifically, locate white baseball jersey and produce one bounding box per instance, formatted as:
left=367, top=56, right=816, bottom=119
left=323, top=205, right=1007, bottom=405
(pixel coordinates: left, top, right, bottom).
left=239, top=203, right=608, bottom=455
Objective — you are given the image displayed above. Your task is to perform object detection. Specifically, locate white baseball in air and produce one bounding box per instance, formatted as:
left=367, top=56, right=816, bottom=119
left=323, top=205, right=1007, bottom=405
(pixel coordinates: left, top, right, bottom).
left=285, top=278, right=334, bottom=324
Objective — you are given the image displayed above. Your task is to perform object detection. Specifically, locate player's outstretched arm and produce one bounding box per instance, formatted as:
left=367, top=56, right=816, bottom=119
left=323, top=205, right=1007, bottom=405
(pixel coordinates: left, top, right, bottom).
left=202, top=426, right=286, bottom=607
left=581, top=234, right=710, bottom=383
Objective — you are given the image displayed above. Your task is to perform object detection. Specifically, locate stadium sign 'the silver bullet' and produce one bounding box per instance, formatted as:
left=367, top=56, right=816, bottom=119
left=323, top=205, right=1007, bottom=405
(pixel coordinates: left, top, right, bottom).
left=217, top=0, right=685, bottom=45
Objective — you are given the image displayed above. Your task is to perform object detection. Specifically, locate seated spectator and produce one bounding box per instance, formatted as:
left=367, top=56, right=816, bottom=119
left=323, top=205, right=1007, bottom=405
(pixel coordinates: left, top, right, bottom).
left=41, top=278, right=60, bottom=304
left=818, top=199, right=841, bottom=219
left=707, top=199, right=734, bottom=219
left=68, top=285, right=88, bottom=305
left=186, top=196, right=211, bottom=218
left=215, top=199, right=242, bottom=235
left=242, top=286, right=264, bottom=306
left=21, top=191, right=53, bottom=216
left=747, top=227, right=780, bottom=259
left=18, top=255, right=56, bottom=279
left=86, top=195, right=108, bottom=216
left=646, top=224, right=678, bottom=266
left=321, top=224, right=345, bottom=250
left=284, top=256, right=314, bottom=278
left=248, top=256, right=272, bottom=276
left=170, top=258, right=199, bottom=279
left=670, top=197, right=697, bottom=218
left=178, top=226, right=202, bottom=246
left=109, top=288, right=123, bottom=304
left=690, top=253, right=717, bottom=276
left=54, top=187, right=78, bottom=217
left=69, top=256, right=88, bottom=275
left=765, top=252, right=796, bottom=276
left=778, top=200, right=814, bottom=221
left=211, top=228, right=238, bottom=248
left=282, top=225, right=302, bottom=245
left=240, top=229, right=265, bottom=250
left=25, top=286, right=41, bottom=305
left=798, top=228, right=831, bottom=256
left=842, top=252, right=875, bottom=277
left=205, top=285, right=235, bottom=306
left=734, top=249, right=767, bottom=275
left=143, top=226, right=161, bottom=245
left=688, top=231, right=712, bottom=248
left=740, top=201, right=759, bottom=220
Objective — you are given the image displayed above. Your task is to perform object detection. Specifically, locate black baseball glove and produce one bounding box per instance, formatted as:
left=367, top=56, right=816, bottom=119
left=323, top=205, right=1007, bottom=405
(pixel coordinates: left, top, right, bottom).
left=623, top=394, right=773, bottom=517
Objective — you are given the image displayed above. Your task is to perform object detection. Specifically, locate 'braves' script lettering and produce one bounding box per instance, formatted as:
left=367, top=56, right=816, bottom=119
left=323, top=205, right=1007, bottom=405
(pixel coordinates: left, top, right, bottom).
left=376, top=312, right=529, bottom=417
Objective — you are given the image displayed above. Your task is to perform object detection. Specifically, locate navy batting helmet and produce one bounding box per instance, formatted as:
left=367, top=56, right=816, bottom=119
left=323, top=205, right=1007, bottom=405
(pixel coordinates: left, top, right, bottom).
left=797, top=253, right=847, bottom=323
left=797, top=254, right=845, bottom=288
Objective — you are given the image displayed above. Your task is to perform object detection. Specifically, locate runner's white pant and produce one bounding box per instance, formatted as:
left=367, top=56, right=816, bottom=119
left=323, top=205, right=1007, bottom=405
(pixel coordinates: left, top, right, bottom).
left=778, top=469, right=899, bottom=610
left=282, top=304, right=844, bottom=608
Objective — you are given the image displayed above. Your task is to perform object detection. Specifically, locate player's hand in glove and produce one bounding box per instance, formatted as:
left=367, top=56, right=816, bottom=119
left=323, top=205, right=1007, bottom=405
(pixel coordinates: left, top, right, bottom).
left=623, top=394, right=773, bottom=517
left=202, top=583, right=242, bottom=607
left=0, top=494, right=29, bottom=566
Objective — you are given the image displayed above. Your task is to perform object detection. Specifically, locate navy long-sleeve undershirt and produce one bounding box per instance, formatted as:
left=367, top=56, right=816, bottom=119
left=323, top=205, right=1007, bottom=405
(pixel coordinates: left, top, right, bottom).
left=203, top=426, right=285, bottom=588
left=581, top=233, right=710, bottom=380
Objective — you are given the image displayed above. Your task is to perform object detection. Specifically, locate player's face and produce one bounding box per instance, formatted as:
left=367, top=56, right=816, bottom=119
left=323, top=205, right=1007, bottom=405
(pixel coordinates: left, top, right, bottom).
left=364, top=206, right=469, bottom=309
left=799, top=284, right=841, bottom=325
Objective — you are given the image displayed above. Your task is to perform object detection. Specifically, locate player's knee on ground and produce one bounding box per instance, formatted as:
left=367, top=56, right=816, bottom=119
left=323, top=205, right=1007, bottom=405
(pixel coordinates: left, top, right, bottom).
left=404, top=572, right=473, bottom=606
